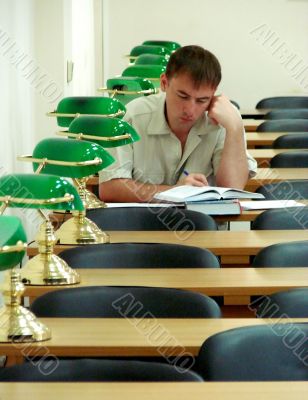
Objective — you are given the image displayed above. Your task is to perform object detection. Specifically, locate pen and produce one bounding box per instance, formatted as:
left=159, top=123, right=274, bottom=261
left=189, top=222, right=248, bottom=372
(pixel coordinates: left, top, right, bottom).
left=183, top=170, right=189, bottom=176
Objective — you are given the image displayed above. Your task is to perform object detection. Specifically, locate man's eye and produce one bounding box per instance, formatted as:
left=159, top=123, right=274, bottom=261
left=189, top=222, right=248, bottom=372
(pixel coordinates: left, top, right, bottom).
left=178, top=94, right=188, bottom=99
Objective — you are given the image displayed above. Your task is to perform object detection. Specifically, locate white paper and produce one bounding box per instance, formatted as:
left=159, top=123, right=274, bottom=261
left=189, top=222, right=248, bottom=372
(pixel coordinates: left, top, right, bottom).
left=105, top=203, right=175, bottom=208
left=240, top=200, right=305, bottom=210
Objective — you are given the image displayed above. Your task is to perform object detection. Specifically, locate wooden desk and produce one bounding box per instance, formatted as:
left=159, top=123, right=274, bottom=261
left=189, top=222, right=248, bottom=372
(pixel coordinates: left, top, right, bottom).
left=24, top=267, right=308, bottom=306
left=87, top=167, right=308, bottom=192
left=241, top=108, right=269, bottom=119
left=2, top=318, right=307, bottom=362
left=246, top=131, right=307, bottom=149
left=24, top=267, right=308, bottom=297
left=249, top=149, right=292, bottom=165
left=27, top=230, right=308, bottom=263
left=245, top=168, right=308, bottom=191
left=244, top=119, right=264, bottom=132
left=2, top=382, right=308, bottom=400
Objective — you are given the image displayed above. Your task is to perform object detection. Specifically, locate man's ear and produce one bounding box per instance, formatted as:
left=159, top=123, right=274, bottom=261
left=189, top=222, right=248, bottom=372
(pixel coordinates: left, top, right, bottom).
left=160, top=73, right=168, bottom=92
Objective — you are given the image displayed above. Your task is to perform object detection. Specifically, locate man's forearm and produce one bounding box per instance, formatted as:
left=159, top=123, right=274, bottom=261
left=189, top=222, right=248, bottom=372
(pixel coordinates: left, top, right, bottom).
left=99, top=179, right=172, bottom=202
left=215, top=129, right=249, bottom=189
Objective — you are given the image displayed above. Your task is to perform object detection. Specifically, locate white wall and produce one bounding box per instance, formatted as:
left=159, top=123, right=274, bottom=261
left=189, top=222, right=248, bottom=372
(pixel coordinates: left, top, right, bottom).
left=102, top=0, right=308, bottom=108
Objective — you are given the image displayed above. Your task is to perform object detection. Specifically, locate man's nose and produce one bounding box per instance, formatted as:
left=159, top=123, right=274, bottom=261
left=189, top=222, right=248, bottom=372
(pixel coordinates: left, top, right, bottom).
left=183, top=99, right=196, bottom=115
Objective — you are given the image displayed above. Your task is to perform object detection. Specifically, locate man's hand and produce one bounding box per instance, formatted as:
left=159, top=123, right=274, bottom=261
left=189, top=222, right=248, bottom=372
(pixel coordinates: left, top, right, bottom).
left=207, top=94, right=243, bottom=132
left=177, top=173, right=208, bottom=187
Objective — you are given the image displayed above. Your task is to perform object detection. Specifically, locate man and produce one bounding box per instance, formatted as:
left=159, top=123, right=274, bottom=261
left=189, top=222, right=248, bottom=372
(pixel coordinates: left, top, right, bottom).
left=99, top=45, right=257, bottom=202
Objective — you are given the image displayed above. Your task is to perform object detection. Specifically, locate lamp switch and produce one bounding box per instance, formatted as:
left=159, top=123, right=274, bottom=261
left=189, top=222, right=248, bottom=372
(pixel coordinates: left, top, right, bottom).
left=67, top=60, right=74, bottom=83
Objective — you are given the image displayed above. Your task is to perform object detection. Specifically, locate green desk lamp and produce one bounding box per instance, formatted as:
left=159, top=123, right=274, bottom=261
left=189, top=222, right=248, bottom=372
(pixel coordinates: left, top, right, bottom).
left=142, top=40, right=181, bottom=52
left=128, top=44, right=171, bottom=62
left=0, top=215, right=51, bottom=341
left=122, top=64, right=166, bottom=88
left=134, top=54, right=169, bottom=66
left=18, top=138, right=115, bottom=244
left=57, top=117, right=139, bottom=208
left=47, top=96, right=126, bottom=127
left=98, top=77, right=158, bottom=105
left=0, top=174, right=83, bottom=285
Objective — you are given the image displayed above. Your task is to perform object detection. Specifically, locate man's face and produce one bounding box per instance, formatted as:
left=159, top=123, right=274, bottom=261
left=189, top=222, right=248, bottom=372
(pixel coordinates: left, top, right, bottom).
left=160, top=72, right=216, bottom=133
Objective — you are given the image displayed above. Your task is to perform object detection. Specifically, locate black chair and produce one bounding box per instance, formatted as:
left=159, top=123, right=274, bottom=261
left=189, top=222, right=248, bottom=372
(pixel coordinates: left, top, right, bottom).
left=256, top=96, right=308, bottom=109
left=59, top=242, right=220, bottom=269
left=0, top=359, right=203, bottom=382
left=255, top=288, right=308, bottom=318
left=255, top=180, right=308, bottom=200
left=30, top=286, right=222, bottom=318
left=194, top=324, right=308, bottom=381
left=252, top=241, right=308, bottom=267
left=273, top=133, right=308, bottom=148
left=86, top=207, right=217, bottom=231
left=265, top=109, right=308, bottom=120
left=230, top=100, right=240, bottom=109
left=256, top=119, right=308, bottom=132
left=270, top=151, right=308, bottom=168
left=251, top=208, right=308, bottom=230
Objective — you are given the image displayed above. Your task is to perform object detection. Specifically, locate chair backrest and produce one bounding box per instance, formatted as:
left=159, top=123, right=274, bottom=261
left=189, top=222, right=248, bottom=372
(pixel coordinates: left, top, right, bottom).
left=195, top=324, right=308, bottom=381
left=59, top=242, right=220, bottom=269
left=230, top=100, right=240, bottom=109
left=255, top=288, right=308, bottom=318
left=0, top=359, right=202, bottom=382
left=86, top=207, right=218, bottom=231
left=255, top=180, right=308, bottom=200
left=252, top=240, right=308, bottom=267
left=30, top=286, right=222, bottom=318
left=273, top=133, right=308, bottom=148
left=251, top=208, right=308, bottom=230
left=265, top=109, right=308, bottom=120
left=270, top=151, right=308, bottom=168
left=256, top=119, right=308, bottom=132
left=256, top=96, right=308, bottom=109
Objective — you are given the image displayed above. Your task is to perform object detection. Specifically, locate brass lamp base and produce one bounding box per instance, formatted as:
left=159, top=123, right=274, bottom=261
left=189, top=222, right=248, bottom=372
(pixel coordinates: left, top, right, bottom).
left=56, top=210, right=110, bottom=245
left=83, top=188, right=107, bottom=209
left=21, top=253, right=80, bottom=286
left=0, top=269, right=51, bottom=342
left=0, top=305, right=51, bottom=342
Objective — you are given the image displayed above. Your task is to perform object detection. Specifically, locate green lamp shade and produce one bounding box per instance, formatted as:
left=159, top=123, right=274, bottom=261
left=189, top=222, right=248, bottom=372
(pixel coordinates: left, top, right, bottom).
left=32, top=138, right=114, bottom=178
left=0, top=216, right=26, bottom=271
left=0, top=174, right=84, bottom=211
left=68, top=116, right=140, bottom=148
left=122, top=65, right=166, bottom=88
left=129, top=45, right=171, bottom=59
left=134, top=54, right=169, bottom=66
left=54, top=96, right=126, bottom=127
left=106, top=77, right=156, bottom=105
left=142, top=40, right=181, bottom=52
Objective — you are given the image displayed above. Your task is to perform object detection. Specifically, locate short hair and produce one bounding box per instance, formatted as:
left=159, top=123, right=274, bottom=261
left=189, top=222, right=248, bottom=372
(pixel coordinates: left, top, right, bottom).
left=165, top=45, right=221, bottom=89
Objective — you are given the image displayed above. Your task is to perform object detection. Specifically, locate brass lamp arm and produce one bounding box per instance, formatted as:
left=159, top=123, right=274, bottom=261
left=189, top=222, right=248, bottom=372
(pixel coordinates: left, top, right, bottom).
left=46, top=110, right=125, bottom=119
left=97, top=87, right=158, bottom=95
left=56, top=131, right=132, bottom=142
left=0, top=241, right=27, bottom=253
left=17, top=155, right=103, bottom=167
left=0, top=193, right=74, bottom=206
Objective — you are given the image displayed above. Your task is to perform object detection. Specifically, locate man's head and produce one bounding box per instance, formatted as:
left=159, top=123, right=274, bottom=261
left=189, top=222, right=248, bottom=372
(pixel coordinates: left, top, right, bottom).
left=164, top=45, right=221, bottom=89
left=160, top=45, right=222, bottom=135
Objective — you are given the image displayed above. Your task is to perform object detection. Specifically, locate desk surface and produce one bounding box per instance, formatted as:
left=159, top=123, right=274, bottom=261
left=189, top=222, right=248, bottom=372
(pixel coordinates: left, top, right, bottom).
left=87, top=167, right=308, bottom=191
left=246, top=131, right=307, bottom=148
left=245, top=167, right=308, bottom=191
left=1, top=318, right=307, bottom=357
left=244, top=119, right=264, bottom=132
left=23, top=267, right=308, bottom=299
left=241, top=108, right=269, bottom=119
left=2, top=382, right=308, bottom=400
left=27, top=230, right=308, bottom=257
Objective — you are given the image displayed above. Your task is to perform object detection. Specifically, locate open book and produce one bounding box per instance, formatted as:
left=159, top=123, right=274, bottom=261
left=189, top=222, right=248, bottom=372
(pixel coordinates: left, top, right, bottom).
left=154, top=185, right=265, bottom=203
